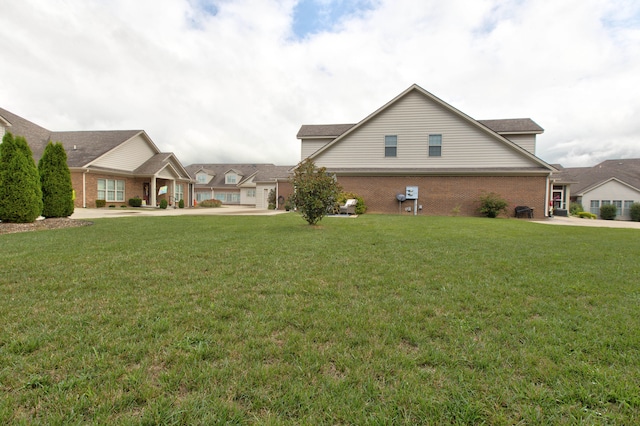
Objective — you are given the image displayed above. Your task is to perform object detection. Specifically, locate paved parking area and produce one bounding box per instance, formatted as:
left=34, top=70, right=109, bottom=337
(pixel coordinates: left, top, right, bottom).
left=535, top=215, right=640, bottom=229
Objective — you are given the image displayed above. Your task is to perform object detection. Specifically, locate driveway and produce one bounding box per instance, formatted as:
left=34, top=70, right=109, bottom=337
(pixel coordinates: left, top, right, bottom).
left=70, top=205, right=287, bottom=219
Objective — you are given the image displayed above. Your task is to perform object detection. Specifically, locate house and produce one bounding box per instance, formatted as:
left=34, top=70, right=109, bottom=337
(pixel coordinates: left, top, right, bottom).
left=0, top=107, right=193, bottom=209
left=185, top=164, right=292, bottom=209
left=551, top=159, right=640, bottom=220
left=293, top=84, right=555, bottom=216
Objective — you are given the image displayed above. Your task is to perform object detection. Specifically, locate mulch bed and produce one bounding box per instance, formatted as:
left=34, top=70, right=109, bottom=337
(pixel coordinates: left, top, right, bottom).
left=0, top=218, right=93, bottom=235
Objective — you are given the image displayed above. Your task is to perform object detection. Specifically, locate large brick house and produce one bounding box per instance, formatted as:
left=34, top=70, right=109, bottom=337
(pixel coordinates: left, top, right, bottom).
left=291, top=84, right=555, bottom=217
left=1, top=107, right=193, bottom=209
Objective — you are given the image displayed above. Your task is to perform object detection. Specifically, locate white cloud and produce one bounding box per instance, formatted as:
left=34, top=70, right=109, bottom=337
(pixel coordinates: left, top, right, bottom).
left=1, top=0, right=639, bottom=167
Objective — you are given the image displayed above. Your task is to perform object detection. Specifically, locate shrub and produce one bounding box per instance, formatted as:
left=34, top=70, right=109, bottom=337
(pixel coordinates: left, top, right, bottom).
left=0, top=133, right=43, bottom=223
left=630, top=202, right=640, bottom=222
left=128, top=197, right=143, bottom=207
left=569, top=202, right=583, bottom=216
left=198, top=199, right=222, bottom=208
left=96, top=199, right=106, bottom=208
left=109, top=205, right=116, bottom=208
left=338, top=192, right=367, bottom=215
left=38, top=142, right=74, bottom=218
left=178, top=199, right=185, bottom=209
left=578, top=211, right=597, bottom=219
left=477, top=192, right=508, bottom=218
left=268, top=189, right=276, bottom=210
left=159, top=199, right=168, bottom=209
left=599, top=204, right=617, bottom=220
left=290, top=158, right=342, bottom=225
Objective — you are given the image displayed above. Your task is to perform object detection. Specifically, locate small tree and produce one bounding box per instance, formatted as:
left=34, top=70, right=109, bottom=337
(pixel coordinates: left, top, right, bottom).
left=38, top=142, right=74, bottom=218
left=599, top=204, right=617, bottom=220
left=290, top=158, right=342, bottom=225
left=0, top=133, right=43, bottom=223
left=477, top=191, right=508, bottom=218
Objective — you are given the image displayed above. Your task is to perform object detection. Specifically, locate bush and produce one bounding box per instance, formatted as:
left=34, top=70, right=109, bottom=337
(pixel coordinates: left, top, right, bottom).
left=178, top=199, right=185, bottom=209
left=159, top=199, right=168, bottom=209
left=96, top=199, right=106, bottom=208
left=0, top=133, right=43, bottom=223
left=198, top=199, right=222, bottom=208
left=338, top=192, right=367, bottom=215
left=38, top=142, right=74, bottom=218
left=578, top=211, right=597, bottom=219
left=599, top=204, right=617, bottom=220
left=630, top=202, right=640, bottom=222
left=290, top=158, right=342, bottom=225
left=569, top=202, right=583, bottom=216
left=477, top=192, right=508, bottom=218
left=268, top=189, right=276, bottom=210
left=128, top=197, right=143, bottom=207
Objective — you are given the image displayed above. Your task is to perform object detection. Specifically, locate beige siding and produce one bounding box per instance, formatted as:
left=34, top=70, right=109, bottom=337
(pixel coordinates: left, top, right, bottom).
left=256, top=183, right=275, bottom=209
left=157, top=166, right=177, bottom=179
left=301, top=139, right=332, bottom=160
left=92, top=134, right=156, bottom=171
left=503, top=134, right=536, bottom=155
left=314, top=90, right=535, bottom=169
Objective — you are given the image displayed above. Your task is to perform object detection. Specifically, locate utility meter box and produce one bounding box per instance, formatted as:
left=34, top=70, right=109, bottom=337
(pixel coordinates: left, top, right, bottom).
left=405, top=186, right=419, bottom=200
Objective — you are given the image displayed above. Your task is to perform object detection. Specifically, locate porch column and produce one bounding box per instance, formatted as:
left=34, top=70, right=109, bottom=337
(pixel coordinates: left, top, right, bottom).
left=150, top=176, right=157, bottom=207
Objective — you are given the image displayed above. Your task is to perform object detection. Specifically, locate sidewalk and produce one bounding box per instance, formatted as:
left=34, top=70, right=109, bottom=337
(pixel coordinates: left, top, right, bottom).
left=534, top=215, right=640, bottom=229
left=70, top=205, right=288, bottom=219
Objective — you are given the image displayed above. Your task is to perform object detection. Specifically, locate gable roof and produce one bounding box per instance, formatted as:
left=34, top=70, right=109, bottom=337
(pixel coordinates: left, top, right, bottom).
left=298, top=84, right=554, bottom=171
left=554, top=158, right=640, bottom=195
left=185, top=163, right=292, bottom=188
left=1, top=107, right=188, bottom=176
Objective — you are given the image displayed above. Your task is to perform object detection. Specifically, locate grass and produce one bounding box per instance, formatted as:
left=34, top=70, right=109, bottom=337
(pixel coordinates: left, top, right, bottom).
left=1, top=214, right=639, bottom=424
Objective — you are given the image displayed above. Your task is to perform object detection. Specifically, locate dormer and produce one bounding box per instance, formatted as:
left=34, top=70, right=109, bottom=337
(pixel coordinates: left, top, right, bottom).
left=224, top=169, right=243, bottom=185
left=195, top=168, right=213, bottom=184
left=478, top=118, right=544, bottom=155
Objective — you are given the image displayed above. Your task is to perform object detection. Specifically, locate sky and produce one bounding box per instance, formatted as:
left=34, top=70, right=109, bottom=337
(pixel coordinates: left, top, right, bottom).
left=1, top=0, right=639, bottom=167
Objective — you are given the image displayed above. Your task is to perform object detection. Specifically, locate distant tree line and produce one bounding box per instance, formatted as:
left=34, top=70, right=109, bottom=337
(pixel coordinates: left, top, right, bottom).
left=0, top=132, right=74, bottom=223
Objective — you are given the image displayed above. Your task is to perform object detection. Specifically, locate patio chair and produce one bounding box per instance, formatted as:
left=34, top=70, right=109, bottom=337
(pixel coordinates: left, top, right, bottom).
left=339, top=199, right=357, bottom=215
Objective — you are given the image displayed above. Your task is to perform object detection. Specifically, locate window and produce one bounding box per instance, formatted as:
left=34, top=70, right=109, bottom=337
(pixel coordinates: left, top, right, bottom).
left=226, top=174, right=237, bottom=184
left=613, top=200, right=622, bottom=214
left=97, top=179, right=124, bottom=202
left=428, top=134, right=442, bottom=157
left=196, top=173, right=207, bottom=184
left=590, top=200, right=600, bottom=216
left=624, top=200, right=634, bottom=216
left=384, top=135, right=397, bottom=157
left=175, top=184, right=184, bottom=203
left=247, top=189, right=256, bottom=198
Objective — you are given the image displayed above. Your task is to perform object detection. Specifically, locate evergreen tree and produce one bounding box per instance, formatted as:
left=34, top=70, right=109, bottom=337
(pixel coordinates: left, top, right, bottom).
left=39, top=142, right=74, bottom=218
left=0, top=132, right=43, bottom=223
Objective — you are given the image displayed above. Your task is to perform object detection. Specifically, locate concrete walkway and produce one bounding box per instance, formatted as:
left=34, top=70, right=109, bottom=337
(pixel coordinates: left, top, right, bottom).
left=70, top=205, right=288, bottom=219
left=534, top=215, right=640, bottom=229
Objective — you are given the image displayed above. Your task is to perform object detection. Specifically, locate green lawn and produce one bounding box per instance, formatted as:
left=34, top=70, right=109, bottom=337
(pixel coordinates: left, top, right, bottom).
left=1, top=214, right=639, bottom=424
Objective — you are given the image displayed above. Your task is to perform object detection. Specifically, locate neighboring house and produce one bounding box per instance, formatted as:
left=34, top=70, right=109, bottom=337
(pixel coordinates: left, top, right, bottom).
left=0, top=107, right=193, bottom=209
left=185, top=164, right=292, bottom=209
left=294, top=84, right=555, bottom=216
left=552, top=159, right=640, bottom=220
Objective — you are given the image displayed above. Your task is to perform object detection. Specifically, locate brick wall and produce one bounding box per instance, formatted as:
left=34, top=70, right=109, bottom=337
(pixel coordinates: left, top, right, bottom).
left=335, top=175, right=547, bottom=217
left=70, top=172, right=148, bottom=208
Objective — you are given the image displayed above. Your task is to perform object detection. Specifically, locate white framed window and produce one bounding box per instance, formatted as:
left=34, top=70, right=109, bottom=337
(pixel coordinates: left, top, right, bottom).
left=428, top=134, right=442, bottom=157
left=590, top=200, right=600, bottom=216
left=247, top=189, right=256, bottom=198
left=175, top=184, right=184, bottom=202
left=196, top=173, right=207, bottom=184
left=226, top=174, right=237, bottom=184
left=624, top=200, right=634, bottom=216
left=385, top=135, right=397, bottom=157
left=613, top=200, right=622, bottom=215
left=97, top=179, right=124, bottom=202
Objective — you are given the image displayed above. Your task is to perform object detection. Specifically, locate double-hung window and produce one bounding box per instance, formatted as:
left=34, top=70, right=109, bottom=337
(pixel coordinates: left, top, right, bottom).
left=429, top=134, right=442, bottom=157
left=175, top=184, right=184, bottom=202
left=385, top=135, right=397, bottom=157
left=97, top=179, right=124, bottom=202
left=590, top=200, right=600, bottom=216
